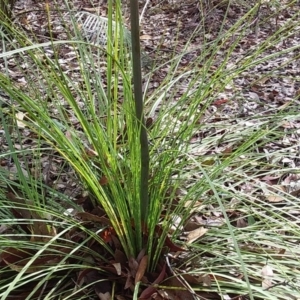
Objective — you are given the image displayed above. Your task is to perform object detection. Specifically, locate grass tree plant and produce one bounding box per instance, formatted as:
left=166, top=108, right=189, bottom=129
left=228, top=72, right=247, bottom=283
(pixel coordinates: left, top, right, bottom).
left=0, top=0, right=300, bottom=299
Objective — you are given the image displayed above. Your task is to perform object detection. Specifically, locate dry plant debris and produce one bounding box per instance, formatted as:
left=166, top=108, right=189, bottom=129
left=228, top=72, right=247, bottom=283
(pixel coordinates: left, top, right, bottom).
left=1, top=0, right=300, bottom=299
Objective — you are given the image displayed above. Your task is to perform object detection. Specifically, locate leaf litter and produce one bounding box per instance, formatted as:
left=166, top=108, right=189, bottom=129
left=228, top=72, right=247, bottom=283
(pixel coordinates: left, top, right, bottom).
left=1, top=0, right=300, bottom=299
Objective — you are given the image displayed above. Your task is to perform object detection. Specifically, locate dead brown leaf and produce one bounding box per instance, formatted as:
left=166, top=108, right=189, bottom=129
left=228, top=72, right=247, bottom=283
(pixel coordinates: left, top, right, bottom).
left=135, top=255, right=148, bottom=284
left=139, top=263, right=166, bottom=299
left=128, top=257, right=139, bottom=278
left=76, top=212, right=112, bottom=226
left=261, top=264, right=273, bottom=289
left=266, top=194, right=285, bottom=203
left=185, top=227, right=208, bottom=244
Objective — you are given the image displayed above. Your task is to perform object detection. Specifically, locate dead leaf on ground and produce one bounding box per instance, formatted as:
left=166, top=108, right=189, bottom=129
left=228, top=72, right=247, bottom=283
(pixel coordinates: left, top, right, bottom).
left=1, top=247, right=61, bottom=273
left=261, top=264, right=273, bottom=289
left=159, top=276, right=196, bottom=300
left=139, top=263, right=166, bottom=299
left=112, top=262, right=122, bottom=276
left=185, top=227, right=208, bottom=244
left=15, top=111, right=27, bottom=128
left=135, top=255, right=148, bottom=284
left=128, top=257, right=139, bottom=278
left=266, top=194, right=285, bottom=203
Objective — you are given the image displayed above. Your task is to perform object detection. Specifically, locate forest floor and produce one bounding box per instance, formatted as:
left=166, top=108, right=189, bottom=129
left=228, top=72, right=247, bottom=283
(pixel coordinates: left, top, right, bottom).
left=1, top=1, right=300, bottom=298
left=5, top=0, right=300, bottom=197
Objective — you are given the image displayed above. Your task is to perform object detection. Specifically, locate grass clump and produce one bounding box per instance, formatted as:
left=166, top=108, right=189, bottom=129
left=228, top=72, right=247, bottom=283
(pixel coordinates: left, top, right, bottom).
left=0, top=0, right=300, bottom=299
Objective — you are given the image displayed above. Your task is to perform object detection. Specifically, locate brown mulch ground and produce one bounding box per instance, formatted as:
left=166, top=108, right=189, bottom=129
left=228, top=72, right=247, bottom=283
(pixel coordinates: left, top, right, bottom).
left=1, top=0, right=299, bottom=196
left=1, top=0, right=300, bottom=299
